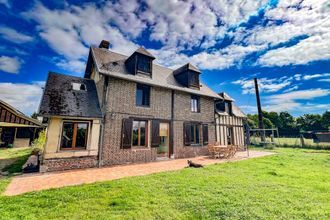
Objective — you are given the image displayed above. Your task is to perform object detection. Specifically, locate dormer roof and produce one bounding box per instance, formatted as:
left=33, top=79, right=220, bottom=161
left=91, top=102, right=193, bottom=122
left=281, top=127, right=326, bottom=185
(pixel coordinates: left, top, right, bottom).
left=173, top=63, right=201, bottom=75
left=133, top=47, right=155, bottom=59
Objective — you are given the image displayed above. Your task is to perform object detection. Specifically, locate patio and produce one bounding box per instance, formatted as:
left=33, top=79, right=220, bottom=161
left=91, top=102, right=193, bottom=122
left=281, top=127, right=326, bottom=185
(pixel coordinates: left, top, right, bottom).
left=4, top=150, right=273, bottom=196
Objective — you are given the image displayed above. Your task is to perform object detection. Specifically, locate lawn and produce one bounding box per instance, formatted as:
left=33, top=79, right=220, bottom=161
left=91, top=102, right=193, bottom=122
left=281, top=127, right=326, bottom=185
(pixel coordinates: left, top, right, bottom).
left=0, top=148, right=329, bottom=219
left=0, top=147, right=32, bottom=173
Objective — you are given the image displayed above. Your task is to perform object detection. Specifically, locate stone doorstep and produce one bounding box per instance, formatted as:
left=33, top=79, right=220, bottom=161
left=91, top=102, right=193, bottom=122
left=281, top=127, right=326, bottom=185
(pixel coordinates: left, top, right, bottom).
left=3, top=150, right=274, bottom=196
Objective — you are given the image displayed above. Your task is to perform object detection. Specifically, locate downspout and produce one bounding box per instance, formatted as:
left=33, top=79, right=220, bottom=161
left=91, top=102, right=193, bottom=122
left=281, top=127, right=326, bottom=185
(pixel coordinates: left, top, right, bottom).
left=98, top=115, right=105, bottom=167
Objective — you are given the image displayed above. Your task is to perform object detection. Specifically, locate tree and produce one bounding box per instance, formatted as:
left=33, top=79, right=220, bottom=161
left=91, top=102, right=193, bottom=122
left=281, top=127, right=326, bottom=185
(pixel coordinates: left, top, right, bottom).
left=297, top=114, right=323, bottom=132
left=31, top=112, right=38, bottom=119
left=321, top=111, right=330, bottom=130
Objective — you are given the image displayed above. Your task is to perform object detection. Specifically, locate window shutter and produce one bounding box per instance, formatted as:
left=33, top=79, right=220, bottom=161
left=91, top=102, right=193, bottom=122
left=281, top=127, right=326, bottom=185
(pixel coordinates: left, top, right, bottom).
left=121, top=118, right=133, bottom=149
left=151, top=120, right=160, bottom=147
left=203, top=124, right=208, bottom=145
left=184, top=123, right=191, bottom=146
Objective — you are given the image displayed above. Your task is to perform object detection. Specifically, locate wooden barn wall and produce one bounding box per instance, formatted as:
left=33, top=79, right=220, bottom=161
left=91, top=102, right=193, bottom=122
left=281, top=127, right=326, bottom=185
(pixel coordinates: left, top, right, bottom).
left=215, top=114, right=245, bottom=147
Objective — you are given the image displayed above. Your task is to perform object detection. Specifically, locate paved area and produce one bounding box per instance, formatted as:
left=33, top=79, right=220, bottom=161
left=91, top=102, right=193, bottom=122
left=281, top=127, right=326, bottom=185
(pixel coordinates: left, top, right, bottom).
left=4, top=150, right=273, bottom=196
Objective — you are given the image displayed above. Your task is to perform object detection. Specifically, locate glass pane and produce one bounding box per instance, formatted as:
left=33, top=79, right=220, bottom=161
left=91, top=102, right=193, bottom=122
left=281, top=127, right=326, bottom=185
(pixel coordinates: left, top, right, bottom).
left=76, top=123, right=88, bottom=148
left=132, top=121, right=139, bottom=146
left=61, top=123, right=74, bottom=148
left=136, top=87, right=143, bottom=106
left=140, top=121, right=146, bottom=146
left=137, top=56, right=151, bottom=73
left=196, top=125, right=200, bottom=144
left=190, top=125, right=195, bottom=143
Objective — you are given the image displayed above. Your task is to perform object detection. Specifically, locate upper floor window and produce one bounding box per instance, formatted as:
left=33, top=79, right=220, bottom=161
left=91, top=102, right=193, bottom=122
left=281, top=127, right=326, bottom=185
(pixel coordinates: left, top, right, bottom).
left=137, top=55, right=151, bottom=74
left=136, top=84, right=150, bottom=107
left=216, top=101, right=232, bottom=115
left=189, top=72, right=200, bottom=88
left=191, top=95, right=200, bottom=112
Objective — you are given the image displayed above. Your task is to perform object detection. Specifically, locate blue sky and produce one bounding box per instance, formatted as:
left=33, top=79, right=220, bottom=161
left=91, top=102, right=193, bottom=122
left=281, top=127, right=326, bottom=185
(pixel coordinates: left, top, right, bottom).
left=0, top=0, right=329, bottom=116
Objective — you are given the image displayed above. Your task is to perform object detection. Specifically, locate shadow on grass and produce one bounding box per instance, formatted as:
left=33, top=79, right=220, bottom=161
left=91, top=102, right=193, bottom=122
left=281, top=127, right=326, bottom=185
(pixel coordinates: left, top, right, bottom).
left=1, top=154, right=31, bottom=174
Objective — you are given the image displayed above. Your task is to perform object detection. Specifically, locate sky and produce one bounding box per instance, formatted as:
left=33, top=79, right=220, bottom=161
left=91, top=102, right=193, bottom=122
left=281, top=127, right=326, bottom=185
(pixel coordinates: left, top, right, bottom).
left=0, top=0, right=329, bottom=117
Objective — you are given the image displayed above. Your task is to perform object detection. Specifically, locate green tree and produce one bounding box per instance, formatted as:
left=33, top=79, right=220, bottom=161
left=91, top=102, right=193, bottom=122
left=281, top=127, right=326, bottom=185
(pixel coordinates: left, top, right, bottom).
left=297, top=114, right=323, bottom=131
left=31, top=112, right=38, bottom=119
left=321, top=111, right=330, bottom=130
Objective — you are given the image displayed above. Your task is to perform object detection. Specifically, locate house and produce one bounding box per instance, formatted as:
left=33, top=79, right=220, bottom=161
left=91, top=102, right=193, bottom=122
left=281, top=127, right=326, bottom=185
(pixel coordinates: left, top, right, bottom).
left=38, top=40, right=246, bottom=172
left=0, top=99, right=43, bottom=148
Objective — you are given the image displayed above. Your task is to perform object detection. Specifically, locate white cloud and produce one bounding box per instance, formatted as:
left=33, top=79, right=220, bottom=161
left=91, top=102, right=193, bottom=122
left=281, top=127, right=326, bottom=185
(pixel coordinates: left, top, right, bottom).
left=232, top=76, right=293, bottom=94
left=0, top=82, right=44, bottom=116
left=318, top=78, right=330, bottom=83
left=302, top=73, right=330, bottom=80
left=0, top=0, right=10, bottom=8
left=283, top=85, right=299, bottom=93
left=264, top=88, right=330, bottom=112
left=0, top=56, right=22, bottom=74
left=56, top=59, right=86, bottom=74
left=0, top=26, right=33, bottom=43
left=256, top=0, right=330, bottom=66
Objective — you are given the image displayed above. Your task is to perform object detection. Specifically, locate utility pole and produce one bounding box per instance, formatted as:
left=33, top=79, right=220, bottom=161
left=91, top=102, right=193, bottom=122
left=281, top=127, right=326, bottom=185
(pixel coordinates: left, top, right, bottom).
left=254, top=78, right=265, bottom=144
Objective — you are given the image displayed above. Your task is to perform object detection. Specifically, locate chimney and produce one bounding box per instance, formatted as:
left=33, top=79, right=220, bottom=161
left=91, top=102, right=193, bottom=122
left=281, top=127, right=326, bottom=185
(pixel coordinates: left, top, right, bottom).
left=99, top=40, right=110, bottom=49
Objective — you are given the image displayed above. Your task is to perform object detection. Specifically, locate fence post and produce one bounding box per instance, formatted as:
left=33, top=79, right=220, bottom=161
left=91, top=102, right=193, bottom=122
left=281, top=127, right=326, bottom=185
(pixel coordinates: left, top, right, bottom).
left=300, top=134, right=305, bottom=148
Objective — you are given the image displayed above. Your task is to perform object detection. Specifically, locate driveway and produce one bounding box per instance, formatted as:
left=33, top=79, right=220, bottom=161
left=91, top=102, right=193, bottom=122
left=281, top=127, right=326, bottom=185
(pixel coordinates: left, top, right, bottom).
left=4, top=150, right=274, bottom=196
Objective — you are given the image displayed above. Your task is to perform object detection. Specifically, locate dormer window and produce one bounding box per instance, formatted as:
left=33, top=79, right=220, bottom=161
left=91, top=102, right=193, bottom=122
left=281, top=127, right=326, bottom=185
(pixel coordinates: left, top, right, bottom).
left=216, top=101, right=232, bottom=115
left=137, top=55, right=151, bottom=74
left=72, top=83, right=87, bottom=91
left=173, top=63, right=201, bottom=90
left=125, top=47, right=155, bottom=77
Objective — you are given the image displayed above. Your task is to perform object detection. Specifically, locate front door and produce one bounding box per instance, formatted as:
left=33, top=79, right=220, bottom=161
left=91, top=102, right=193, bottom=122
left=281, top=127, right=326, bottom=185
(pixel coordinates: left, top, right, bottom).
left=158, top=123, right=169, bottom=158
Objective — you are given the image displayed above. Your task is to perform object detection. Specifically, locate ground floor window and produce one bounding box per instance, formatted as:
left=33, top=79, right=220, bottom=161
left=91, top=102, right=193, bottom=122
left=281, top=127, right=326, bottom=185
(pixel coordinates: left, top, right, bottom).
left=227, top=127, right=233, bottom=145
left=184, top=123, right=204, bottom=146
left=61, top=122, right=88, bottom=150
left=132, top=120, right=147, bottom=147
left=190, top=124, right=200, bottom=145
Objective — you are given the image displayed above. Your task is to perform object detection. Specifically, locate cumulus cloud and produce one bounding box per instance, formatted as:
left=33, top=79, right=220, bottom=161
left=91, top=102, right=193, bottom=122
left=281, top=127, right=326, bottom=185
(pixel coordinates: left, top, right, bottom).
left=0, top=26, right=33, bottom=43
left=0, top=0, right=10, bottom=8
left=256, top=0, right=330, bottom=66
left=264, top=88, right=330, bottom=112
left=0, top=56, right=22, bottom=73
left=302, top=73, right=330, bottom=80
left=0, top=82, right=44, bottom=115
left=232, top=76, right=293, bottom=94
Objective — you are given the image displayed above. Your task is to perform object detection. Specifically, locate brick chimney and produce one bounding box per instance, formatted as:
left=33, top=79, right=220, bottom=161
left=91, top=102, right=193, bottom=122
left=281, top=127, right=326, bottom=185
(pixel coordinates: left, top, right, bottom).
left=99, top=40, right=110, bottom=49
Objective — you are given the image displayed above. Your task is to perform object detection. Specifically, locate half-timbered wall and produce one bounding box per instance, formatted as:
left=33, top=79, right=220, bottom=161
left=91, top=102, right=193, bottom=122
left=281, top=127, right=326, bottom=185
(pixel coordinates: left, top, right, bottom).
left=215, top=114, right=245, bottom=148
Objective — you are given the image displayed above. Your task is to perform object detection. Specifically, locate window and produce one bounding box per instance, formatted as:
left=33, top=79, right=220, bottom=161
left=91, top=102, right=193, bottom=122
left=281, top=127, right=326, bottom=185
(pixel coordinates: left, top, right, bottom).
left=227, top=127, right=233, bottom=145
left=137, top=55, right=151, bottom=74
left=60, top=122, right=88, bottom=150
left=191, top=95, right=200, bottom=112
left=184, top=123, right=202, bottom=146
left=190, top=124, right=200, bottom=145
left=216, top=101, right=232, bottom=115
left=136, top=84, right=150, bottom=107
left=189, top=72, right=199, bottom=87
left=72, top=82, right=87, bottom=91
left=132, top=120, right=147, bottom=147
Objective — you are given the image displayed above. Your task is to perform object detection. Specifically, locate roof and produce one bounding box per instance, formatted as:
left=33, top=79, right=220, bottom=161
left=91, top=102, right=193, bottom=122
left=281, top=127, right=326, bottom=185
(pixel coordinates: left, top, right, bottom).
left=232, top=104, right=246, bottom=118
left=173, top=63, right=201, bottom=75
left=219, top=92, right=234, bottom=101
left=89, top=47, right=221, bottom=99
left=0, top=99, right=43, bottom=126
left=134, top=47, right=155, bottom=59
left=38, top=72, right=102, bottom=118
left=0, top=122, right=40, bottom=128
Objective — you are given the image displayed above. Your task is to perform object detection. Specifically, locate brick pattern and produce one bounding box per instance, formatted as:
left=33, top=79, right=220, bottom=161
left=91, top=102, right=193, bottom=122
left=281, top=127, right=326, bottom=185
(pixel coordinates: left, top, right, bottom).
left=42, top=156, right=98, bottom=172
left=172, top=91, right=216, bottom=158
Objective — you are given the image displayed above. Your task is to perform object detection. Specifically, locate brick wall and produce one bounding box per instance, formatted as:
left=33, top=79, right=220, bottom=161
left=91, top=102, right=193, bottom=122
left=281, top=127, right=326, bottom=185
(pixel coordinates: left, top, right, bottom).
left=100, top=76, right=216, bottom=165
left=173, top=91, right=215, bottom=158
left=41, top=156, right=97, bottom=172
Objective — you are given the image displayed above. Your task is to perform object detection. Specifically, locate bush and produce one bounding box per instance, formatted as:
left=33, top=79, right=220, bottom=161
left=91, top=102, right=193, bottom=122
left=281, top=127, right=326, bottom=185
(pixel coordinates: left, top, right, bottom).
left=31, top=129, right=46, bottom=152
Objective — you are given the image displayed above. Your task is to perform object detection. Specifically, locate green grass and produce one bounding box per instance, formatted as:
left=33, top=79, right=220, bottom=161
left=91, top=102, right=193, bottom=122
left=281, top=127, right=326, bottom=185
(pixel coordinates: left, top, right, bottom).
left=0, top=147, right=32, bottom=173
left=0, top=148, right=329, bottom=219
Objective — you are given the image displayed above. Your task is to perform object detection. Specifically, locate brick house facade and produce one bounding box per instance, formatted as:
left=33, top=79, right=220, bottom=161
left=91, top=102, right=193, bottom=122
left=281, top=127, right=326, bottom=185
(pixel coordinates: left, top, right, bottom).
left=39, top=40, right=245, bottom=172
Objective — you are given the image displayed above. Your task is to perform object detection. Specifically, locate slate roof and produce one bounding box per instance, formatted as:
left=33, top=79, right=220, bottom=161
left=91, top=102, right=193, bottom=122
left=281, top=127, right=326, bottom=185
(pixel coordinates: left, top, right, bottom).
left=216, top=103, right=246, bottom=118
left=135, top=47, right=155, bottom=59
left=219, top=92, right=235, bottom=101
left=38, top=72, right=102, bottom=118
left=89, top=47, right=221, bottom=99
left=173, top=63, right=201, bottom=75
